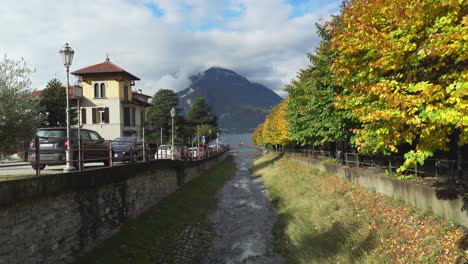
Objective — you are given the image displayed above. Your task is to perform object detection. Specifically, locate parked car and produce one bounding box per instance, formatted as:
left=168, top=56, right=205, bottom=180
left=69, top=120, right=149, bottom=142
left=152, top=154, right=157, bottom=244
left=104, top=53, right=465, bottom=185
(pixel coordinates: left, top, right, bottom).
left=112, top=137, right=150, bottom=163
left=179, top=146, right=190, bottom=160
left=28, top=128, right=110, bottom=170
left=155, top=145, right=181, bottom=160
left=189, top=147, right=206, bottom=160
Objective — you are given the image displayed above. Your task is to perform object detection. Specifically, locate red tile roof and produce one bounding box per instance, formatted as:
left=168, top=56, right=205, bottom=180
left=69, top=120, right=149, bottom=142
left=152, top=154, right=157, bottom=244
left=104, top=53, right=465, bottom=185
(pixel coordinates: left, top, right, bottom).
left=71, top=58, right=140, bottom=80
left=32, top=90, right=42, bottom=97
left=32, top=86, right=76, bottom=98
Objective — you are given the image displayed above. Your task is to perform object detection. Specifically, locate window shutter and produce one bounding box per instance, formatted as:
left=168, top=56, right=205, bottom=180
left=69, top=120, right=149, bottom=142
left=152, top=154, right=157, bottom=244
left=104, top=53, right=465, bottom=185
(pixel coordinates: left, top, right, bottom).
left=124, top=108, right=130, bottom=126
left=81, top=108, right=87, bottom=124
left=104, top=108, right=109, bottom=123
left=92, top=108, right=96, bottom=124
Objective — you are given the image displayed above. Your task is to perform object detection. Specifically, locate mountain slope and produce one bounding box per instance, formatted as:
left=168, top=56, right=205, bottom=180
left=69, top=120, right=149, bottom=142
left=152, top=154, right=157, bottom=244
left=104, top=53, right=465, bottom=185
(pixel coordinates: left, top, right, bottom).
left=178, top=67, right=283, bottom=130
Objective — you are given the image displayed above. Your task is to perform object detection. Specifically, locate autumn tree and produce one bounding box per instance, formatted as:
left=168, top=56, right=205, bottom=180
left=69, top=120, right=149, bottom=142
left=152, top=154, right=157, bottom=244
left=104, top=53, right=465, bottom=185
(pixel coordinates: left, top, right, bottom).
left=259, top=99, right=291, bottom=147
left=331, top=0, right=467, bottom=170
left=252, top=122, right=265, bottom=146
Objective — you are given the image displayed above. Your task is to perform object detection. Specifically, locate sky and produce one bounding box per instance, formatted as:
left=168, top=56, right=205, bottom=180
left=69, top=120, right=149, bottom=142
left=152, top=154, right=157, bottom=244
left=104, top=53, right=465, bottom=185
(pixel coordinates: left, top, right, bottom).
left=0, top=0, right=341, bottom=97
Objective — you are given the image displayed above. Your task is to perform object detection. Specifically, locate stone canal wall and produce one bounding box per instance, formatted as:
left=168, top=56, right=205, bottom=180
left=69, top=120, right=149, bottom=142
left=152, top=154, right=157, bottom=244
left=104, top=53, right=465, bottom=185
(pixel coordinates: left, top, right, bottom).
left=0, top=152, right=229, bottom=264
left=288, top=154, right=468, bottom=228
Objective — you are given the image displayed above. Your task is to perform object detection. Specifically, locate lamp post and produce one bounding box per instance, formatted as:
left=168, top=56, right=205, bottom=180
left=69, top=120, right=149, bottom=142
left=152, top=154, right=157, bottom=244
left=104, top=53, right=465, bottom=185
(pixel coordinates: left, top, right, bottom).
left=197, top=125, right=200, bottom=148
left=170, top=107, right=175, bottom=160
left=60, top=43, right=76, bottom=171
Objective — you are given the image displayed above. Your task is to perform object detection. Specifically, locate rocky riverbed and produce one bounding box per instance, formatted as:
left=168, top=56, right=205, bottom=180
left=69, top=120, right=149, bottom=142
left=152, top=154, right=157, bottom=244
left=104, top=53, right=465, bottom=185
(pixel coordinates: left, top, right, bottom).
left=202, top=148, right=283, bottom=264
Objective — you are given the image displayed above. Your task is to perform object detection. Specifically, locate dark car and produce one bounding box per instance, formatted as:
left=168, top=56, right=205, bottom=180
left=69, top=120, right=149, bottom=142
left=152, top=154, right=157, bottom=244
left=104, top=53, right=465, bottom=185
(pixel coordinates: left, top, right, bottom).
left=28, top=128, right=110, bottom=170
left=112, top=137, right=151, bottom=162
left=179, top=146, right=189, bottom=160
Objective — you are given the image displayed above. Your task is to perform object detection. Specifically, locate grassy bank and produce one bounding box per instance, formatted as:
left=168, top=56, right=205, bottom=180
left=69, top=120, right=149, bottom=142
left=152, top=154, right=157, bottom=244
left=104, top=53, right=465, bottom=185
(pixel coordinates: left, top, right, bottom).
left=76, top=157, right=236, bottom=264
left=252, top=152, right=467, bottom=263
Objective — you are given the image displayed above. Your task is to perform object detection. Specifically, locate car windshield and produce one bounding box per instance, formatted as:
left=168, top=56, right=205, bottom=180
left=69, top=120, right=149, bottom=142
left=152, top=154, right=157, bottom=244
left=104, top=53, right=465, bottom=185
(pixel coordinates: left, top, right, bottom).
left=36, top=129, right=77, bottom=139
left=114, top=137, right=136, bottom=144
left=159, top=145, right=171, bottom=150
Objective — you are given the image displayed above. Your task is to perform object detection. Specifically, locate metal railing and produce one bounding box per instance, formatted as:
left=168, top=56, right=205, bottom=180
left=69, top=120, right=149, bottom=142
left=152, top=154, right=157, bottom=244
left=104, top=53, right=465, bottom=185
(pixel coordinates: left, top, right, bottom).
left=270, top=147, right=467, bottom=185
left=0, top=136, right=230, bottom=177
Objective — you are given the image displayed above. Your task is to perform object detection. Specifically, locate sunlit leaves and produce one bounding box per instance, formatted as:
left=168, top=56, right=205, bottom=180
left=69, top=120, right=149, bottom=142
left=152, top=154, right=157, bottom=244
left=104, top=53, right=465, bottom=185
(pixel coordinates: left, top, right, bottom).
left=331, top=0, right=468, bottom=170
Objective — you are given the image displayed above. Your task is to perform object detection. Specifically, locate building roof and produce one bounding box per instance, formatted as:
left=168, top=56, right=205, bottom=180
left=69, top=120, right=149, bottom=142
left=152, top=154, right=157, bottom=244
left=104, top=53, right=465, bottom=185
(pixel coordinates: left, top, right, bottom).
left=31, top=86, right=75, bottom=98
left=71, top=57, right=140, bottom=80
left=31, top=90, right=42, bottom=97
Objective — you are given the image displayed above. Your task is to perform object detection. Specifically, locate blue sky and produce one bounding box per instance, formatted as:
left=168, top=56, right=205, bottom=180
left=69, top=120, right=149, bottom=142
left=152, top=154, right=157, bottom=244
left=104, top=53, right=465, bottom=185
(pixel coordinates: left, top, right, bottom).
left=0, top=0, right=342, bottom=97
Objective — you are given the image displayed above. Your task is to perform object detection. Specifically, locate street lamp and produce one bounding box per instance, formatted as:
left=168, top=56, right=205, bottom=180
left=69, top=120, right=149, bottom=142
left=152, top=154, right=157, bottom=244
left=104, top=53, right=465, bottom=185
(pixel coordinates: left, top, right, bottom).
left=170, top=107, right=175, bottom=160
left=60, top=43, right=76, bottom=171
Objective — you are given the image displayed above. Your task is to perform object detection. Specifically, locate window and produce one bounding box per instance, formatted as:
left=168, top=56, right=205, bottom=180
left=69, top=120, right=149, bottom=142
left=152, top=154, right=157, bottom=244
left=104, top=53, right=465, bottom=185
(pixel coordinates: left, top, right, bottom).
left=81, top=108, right=87, bottom=124
left=93, top=82, right=106, bottom=98
left=123, top=107, right=136, bottom=126
left=140, top=110, right=145, bottom=127
left=92, top=107, right=109, bottom=124
left=100, top=83, right=106, bottom=98
left=124, top=107, right=130, bottom=126
left=89, top=131, right=102, bottom=141
left=124, top=85, right=129, bottom=100
left=80, top=130, right=91, bottom=140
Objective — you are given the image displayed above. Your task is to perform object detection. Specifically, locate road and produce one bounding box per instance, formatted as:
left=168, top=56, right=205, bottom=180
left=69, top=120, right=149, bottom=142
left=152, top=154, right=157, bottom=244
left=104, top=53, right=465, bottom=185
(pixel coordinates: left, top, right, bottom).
left=0, top=161, right=126, bottom=181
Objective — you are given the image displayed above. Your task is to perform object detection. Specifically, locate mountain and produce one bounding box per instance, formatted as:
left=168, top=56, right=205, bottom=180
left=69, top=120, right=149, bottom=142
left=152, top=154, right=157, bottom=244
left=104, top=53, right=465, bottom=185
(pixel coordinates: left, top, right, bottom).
left=177, top=67, right=283, bottom=131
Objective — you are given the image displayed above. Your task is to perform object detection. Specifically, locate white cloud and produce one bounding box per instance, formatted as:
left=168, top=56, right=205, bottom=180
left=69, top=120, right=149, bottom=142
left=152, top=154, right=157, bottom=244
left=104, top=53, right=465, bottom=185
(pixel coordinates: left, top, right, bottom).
left=0, top=0, right=341, bottom=97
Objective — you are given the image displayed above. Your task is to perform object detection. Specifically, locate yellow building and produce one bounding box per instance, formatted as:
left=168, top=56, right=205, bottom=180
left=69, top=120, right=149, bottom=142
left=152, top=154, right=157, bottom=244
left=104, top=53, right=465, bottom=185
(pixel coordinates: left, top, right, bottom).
left=71, top=57, right=151, bottom=140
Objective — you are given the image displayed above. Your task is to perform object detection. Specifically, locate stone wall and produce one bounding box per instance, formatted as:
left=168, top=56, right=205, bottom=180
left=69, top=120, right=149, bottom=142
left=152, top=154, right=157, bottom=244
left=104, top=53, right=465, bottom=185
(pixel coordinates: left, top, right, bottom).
left=0, top=152, right=228, bottom=264
left=288, top=154, right=468, bottom=228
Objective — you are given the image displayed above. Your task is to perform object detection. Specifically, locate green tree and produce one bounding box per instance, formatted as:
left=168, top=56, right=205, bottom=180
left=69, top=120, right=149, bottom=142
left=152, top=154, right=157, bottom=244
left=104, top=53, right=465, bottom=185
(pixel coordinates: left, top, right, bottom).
left=286, top=20, right=356, bottom=149
left=186, top=98, right=217, bottom=128
left=39, top=78, right=66, bottom=127
left=0, top=56, right=43, bottom=159
left=146, top=89, right=181, bottom=143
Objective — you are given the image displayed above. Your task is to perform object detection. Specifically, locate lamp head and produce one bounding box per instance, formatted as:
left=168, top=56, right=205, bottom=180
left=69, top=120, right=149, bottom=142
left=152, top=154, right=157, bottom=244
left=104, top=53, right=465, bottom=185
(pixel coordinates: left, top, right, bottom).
left=170, top=107, right=176, bottom=118
left=60, top=43, right=74, bottom=68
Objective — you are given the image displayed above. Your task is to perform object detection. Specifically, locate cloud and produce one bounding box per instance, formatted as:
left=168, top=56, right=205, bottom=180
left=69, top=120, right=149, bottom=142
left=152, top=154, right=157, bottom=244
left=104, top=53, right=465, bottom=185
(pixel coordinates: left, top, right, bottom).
left=0, top=0, right=341, bottom=97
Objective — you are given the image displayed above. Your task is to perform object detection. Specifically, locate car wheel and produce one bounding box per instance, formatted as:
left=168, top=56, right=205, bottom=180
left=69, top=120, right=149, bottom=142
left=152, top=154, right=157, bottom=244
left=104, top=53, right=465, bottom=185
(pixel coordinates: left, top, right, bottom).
left=31, top=164, right=46, bottom=170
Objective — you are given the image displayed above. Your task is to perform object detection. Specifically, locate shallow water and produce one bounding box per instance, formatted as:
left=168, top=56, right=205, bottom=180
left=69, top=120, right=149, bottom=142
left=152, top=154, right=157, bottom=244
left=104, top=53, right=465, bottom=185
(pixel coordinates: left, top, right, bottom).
left=202, top=148, right=284, bottom=264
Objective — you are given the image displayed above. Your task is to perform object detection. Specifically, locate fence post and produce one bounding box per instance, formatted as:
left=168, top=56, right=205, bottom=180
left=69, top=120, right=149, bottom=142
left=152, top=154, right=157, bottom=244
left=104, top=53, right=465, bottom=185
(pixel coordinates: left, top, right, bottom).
left=79, top=138, right=83, bottom=171
left=108, top=141, right=113, bottom=167
left=143, top=141, right=146, bottom=162
left=415, top=164, right=418, bottom=178
left=35, top=136, right=40, bottom=177
left=435, top=161, right=439, bottom=181
left=388, top=160, right=392, bottom=176
left=356, top=154, right=360, bottom=167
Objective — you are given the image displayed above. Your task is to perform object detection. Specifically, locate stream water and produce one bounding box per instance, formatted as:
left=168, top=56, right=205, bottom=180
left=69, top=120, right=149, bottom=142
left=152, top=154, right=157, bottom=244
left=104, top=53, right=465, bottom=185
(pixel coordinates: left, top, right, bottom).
left=202, top=147, right=283, bottom=264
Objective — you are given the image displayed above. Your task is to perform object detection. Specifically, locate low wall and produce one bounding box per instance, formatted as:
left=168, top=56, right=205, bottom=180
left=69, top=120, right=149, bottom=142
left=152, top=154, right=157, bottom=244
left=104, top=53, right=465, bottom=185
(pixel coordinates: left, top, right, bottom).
left=0, top=152, right=229, bottom=264
left=288, top=155, right=468, bottom=228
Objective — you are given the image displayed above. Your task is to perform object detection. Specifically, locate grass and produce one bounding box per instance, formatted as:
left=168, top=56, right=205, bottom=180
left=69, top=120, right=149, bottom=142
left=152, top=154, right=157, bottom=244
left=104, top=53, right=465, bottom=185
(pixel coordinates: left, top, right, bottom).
left=251, top=152, right=467, bottom=264
left=75, top=156, right=236, bottom=264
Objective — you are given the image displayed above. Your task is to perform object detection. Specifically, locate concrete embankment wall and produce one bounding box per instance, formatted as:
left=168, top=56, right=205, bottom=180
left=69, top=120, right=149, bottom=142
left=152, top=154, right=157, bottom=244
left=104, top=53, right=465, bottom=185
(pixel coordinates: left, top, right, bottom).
left=287, top=154, right=468, bottom=228
left=0, top=152, right=229, bottom=264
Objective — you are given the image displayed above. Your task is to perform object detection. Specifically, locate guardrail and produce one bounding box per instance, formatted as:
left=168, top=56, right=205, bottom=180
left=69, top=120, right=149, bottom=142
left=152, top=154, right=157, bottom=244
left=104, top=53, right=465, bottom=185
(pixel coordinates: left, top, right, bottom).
left=0, top=136, right=230, bottom=177
left=269, top=147, right=467, bottom=186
